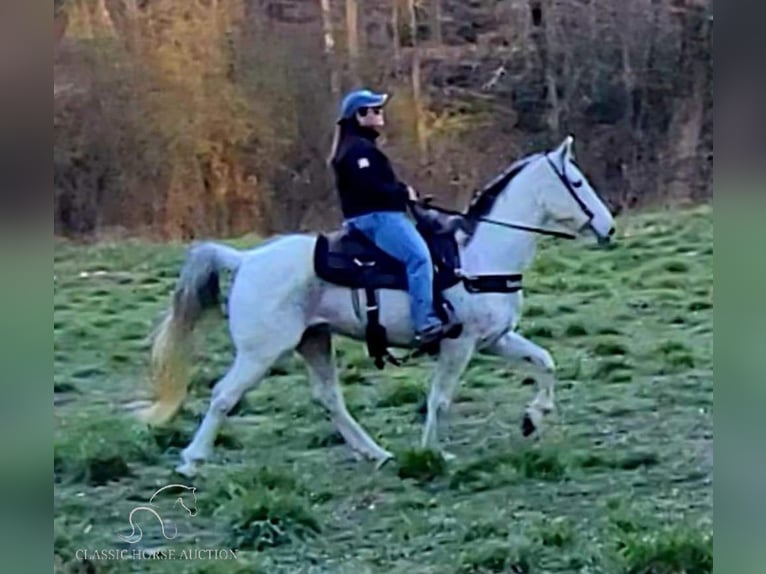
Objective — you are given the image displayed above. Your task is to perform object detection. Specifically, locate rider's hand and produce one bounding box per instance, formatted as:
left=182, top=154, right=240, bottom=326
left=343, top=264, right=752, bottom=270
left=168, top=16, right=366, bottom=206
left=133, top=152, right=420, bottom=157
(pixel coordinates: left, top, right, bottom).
left=407, top=185, right=419, bottom=202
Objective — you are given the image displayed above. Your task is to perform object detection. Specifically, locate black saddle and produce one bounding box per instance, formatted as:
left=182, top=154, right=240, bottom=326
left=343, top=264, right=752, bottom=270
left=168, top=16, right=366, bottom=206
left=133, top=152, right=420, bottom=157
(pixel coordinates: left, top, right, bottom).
left=314, top=204, right=464, bottom=292
left=313, top=205, right=465, bottom=367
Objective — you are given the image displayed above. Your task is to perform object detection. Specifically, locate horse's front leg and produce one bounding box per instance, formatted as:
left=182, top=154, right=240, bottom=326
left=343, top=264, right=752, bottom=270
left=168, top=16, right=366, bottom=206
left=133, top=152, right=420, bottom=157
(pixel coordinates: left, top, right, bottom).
left=421, top=337, right=477, bottom=454
left=298, top=325, right=393, bottom=465
left=484, top=330, right=556, bottom=436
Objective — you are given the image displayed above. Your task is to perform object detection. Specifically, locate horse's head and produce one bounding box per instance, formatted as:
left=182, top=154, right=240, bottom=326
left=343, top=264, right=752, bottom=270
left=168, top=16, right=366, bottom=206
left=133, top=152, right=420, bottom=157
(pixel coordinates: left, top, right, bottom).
left=150, top=484, right=198, bottom=517
left=537, top=136, right=615, bottom=245
left=175, top=487, right=198, bottom=517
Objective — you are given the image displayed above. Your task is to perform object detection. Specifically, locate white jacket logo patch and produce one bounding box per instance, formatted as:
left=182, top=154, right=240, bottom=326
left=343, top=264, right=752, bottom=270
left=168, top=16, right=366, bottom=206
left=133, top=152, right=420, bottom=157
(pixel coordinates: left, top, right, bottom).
left=357, top=157, right=370, bottom=169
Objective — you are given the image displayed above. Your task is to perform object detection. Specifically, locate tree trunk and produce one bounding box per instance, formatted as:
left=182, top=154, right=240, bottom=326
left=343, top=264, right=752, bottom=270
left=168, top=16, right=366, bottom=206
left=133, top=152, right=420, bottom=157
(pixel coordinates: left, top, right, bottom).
left=95, top=0, right=116, bottom=35
left=431, top=0, right=442, bottom=45
left=587, top=0, right=598, bottom=94
left=663, top=4, right=709, bottom=203
left=346, top=0, right=360, bottom=85
left=391, top=0, right=401, bottom=75
left=528, top=0, right=561, bottom=135
left=123, top=0, right=143, bottom=55
left=407, top=0, right=428, bottom=162
left=542, top=0, right=561, bottom=135
left=54, top=10, right=69, bottom=98
left=319, top=0, right=340, bottom=96
left=519, top=0, right=531, bottom=72
left=54, top=10, right=68, bottom=48
left=626, top=0, right=664, bottom=204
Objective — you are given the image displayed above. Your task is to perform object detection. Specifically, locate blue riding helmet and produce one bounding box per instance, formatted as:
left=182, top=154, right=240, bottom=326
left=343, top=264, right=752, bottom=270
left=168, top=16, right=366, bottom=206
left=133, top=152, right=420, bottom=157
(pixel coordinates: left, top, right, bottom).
left=338, top=89, right=389, bottom=122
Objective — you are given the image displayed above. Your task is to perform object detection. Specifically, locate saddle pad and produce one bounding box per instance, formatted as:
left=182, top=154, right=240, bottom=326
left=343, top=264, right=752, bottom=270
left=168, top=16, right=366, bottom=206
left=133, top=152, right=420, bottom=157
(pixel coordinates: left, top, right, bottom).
left=314, top=233, right=409, bottom=291
left=313, top=215, right=463, bottom=292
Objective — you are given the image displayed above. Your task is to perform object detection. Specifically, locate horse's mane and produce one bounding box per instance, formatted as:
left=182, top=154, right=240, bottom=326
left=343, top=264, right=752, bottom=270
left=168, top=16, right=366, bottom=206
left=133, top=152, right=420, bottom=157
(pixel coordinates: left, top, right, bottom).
left=465, top=153, right=543, bottom=220
left=459, top=153, right=543, bottom=241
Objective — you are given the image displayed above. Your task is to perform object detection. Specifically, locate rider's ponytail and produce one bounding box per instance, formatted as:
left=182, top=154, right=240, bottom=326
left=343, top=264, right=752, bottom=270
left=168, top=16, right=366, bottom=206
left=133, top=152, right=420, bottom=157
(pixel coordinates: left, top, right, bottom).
left=327, top=118, right=358, bottom=166
left=326, top=124, right=342, bottom=166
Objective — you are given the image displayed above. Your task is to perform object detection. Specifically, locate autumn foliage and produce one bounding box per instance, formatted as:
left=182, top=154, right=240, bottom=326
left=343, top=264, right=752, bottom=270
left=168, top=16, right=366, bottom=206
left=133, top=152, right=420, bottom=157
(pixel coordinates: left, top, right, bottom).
left=54, top=0, right=712, bottom=239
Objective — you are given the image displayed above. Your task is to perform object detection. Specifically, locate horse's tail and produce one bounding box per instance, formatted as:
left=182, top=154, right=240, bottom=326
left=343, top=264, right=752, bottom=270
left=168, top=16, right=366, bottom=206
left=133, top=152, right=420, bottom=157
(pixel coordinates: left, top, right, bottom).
left=139, top=242, right=244, bottom=425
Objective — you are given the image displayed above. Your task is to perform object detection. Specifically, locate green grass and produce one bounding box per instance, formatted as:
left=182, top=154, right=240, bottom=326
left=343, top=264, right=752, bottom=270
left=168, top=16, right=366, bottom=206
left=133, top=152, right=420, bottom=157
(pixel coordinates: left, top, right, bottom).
left=54, top=412, right=159, bottom=485
left=616, top=524, right=713, bottom=573
left=226, top=488, right=321, bottom=551
left=53, top=207, right=713, bottom=572
left=564, top=322, right=589, bottom=337
left=396, top=448, right=448, bottom=483
left=533, top=516, right=576, bottom=548
left=456, top=538, right=533, bottom=573
left=378, top=380, right=425, bottom=408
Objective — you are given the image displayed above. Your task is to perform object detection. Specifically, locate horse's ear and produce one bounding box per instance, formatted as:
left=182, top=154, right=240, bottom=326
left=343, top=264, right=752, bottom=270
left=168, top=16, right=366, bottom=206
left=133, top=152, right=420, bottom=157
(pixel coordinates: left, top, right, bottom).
left=560, top=135, right=574, bottom=158
left=555, top=136, right=573, bottom=162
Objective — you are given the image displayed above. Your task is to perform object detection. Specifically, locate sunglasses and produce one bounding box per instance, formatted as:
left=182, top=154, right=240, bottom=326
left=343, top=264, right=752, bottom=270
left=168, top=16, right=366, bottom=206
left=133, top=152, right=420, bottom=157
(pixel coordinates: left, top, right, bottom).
left=358, top=106, right=384, bottom=117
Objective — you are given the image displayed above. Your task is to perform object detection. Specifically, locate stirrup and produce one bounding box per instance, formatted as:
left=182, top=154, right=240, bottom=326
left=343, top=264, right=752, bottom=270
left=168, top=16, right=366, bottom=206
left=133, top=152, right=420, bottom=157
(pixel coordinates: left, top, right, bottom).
left=415, top=324, right=443, bottom=343
left=413, top=340, right=441, bottom=357
left=414, top=330, right=443, bottom=356
left=443, top=320, right=463, bottom=339
left=374, top=349, right=404, bottom=370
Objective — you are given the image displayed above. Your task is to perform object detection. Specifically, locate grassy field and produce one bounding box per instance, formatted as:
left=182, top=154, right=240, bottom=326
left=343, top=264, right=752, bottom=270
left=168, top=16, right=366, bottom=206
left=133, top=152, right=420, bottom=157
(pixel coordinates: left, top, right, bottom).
left=54, top=207, right=713, bottom=573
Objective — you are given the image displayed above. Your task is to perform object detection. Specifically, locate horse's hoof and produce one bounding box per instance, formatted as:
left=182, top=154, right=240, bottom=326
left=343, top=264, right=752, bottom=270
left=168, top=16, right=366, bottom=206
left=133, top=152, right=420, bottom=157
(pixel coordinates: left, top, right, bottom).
left=348, top=449, right=365, bottom=462
left=374, top=452, right=394, bottom=470
left=175, top=453, right=202, bottom=478
left=521, top=412, right=537, bottom=437
left=175, top=460, right=199, bottom=478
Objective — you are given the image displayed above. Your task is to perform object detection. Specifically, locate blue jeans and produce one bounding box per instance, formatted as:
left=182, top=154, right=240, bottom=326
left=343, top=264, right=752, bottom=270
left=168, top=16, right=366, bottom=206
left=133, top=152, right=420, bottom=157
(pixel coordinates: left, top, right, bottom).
left=346, top=211, right=442, bottom=332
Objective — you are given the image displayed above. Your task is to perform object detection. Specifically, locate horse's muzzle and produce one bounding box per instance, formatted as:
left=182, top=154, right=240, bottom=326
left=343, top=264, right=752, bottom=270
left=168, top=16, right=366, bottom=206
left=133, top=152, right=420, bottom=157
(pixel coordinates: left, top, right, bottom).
left=596, top=225, right=616, bottom=247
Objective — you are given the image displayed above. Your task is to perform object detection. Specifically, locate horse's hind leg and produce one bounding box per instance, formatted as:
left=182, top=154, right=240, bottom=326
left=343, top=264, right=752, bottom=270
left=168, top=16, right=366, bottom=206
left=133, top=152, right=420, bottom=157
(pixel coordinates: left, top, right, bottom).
left=297, top=325, right=393, bottom=464
left=177, top=308, right=305, bottom=476
left=176, top=349, right=278, bottom=477
left=175, top=237, right=315, bottom=476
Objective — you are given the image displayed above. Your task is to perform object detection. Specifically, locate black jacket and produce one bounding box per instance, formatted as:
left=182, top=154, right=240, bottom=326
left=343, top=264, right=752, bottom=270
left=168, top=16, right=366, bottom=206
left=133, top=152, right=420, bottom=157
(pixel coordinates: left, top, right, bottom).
left=331, top=124, right=409, bottom=219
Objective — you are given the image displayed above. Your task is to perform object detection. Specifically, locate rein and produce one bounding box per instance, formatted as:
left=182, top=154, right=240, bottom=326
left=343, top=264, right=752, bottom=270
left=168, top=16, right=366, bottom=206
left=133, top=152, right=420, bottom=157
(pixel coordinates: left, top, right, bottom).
left=417, top=201, right=577, bottom=240
left=418, top=149, right=597, bottom=241
left=380, top=150, right=593, bottom=367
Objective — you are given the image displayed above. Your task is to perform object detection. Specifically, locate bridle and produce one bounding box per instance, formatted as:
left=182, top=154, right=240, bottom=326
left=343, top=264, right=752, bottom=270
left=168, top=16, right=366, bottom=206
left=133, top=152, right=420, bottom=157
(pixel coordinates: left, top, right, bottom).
left=389, top=151, right=598, bottom=367
left=472, top=150, right=597, bottom=239
left=425, top=150, right=595, bottom=241
left=544, top=151, right=595, bottom=232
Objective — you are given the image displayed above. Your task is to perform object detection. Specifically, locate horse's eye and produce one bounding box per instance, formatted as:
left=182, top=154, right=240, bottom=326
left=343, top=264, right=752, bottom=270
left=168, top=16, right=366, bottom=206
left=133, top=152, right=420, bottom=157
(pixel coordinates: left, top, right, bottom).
left=572, top=180, right=583, bottom=188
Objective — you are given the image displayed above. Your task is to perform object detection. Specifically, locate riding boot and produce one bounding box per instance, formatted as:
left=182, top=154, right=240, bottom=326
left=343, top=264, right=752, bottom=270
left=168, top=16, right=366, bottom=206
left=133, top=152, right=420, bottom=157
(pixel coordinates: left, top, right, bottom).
left=414, top=323, right=445, bottom=354
left=440, top=309, right=463, bottom=339
left=414, top=314, right=463, bottom=354
left=433, top=291, right=463, bottom=340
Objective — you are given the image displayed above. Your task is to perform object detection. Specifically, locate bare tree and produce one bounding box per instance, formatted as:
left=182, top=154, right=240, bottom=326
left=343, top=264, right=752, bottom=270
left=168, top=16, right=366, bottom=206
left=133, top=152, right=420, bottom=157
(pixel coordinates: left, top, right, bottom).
left=319, top=0, right=340, bottom=96
left=587, top=0, right=599, bottom=94
left=541, top=0, right=562, bottom=135
left=407, top=0, right=428, bottom=161
left=95, top=0, right=115, bottom=35
left=528, top=0, right=562, bottom=135
left=431, top=0, right=442, bottom=45
left=54, top=0, right=712, bottom=238
left=54, top=9, right=68, bottom=48
left=346, top=0, right=360, bottom=84
left=123, top=0, right=143, bottom=54
left=391, top=0, right=401, bottom=75
left=54, top=9, right=70, bottom=98
left=662, top=1, right=711, bottom=202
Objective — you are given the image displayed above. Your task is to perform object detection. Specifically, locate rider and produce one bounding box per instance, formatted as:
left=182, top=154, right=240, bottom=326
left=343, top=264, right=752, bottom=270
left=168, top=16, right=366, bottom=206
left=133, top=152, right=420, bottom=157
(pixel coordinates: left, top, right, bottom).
left=328, top=88, right=454, bottom=347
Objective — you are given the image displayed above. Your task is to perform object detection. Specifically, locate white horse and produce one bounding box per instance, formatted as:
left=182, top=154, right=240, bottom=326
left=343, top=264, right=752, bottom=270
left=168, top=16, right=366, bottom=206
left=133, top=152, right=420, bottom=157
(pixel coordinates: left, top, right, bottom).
left=139, top=136, right=615, bottom=476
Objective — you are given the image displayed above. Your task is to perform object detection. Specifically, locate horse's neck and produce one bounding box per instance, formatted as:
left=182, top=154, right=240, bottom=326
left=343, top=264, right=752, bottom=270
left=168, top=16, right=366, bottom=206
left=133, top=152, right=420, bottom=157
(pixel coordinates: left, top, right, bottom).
left=460, top=173, right=543, bottom=275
